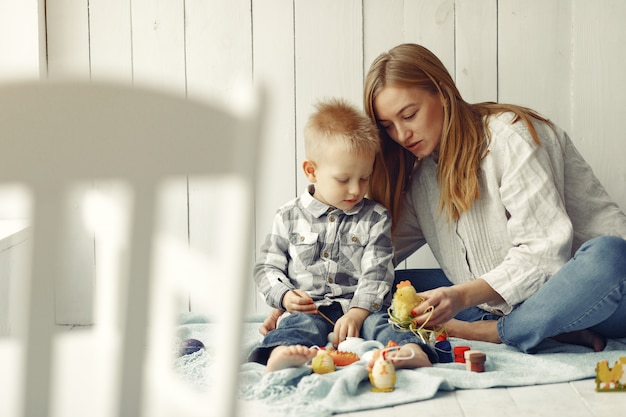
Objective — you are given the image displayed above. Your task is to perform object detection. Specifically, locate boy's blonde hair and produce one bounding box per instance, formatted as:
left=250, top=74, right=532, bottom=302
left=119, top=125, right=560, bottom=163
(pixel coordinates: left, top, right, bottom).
left=304, top=98, right=380, bottom=161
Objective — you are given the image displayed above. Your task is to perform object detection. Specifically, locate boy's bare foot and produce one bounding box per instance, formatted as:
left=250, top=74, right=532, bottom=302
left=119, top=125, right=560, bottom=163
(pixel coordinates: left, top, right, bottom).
left=551, top=329, right=606, bottom=352
left=368, top=343, right=432, bottom=370
left=444, top=318, right=502, bottom=344
left=259, top=308, right=284, bottom=336
left=265, top=345, right=318, bottom=373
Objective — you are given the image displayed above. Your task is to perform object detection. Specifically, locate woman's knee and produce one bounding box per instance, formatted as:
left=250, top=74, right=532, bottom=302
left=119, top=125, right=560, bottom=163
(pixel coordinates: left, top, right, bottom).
left=576, top=235, right=626, bottom=267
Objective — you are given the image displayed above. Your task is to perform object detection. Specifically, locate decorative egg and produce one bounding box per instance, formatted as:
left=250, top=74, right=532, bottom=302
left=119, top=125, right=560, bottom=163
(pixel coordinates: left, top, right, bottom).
left=311, top=351, right=336, bottom=374
left=369, top=353, right=396, bottom=392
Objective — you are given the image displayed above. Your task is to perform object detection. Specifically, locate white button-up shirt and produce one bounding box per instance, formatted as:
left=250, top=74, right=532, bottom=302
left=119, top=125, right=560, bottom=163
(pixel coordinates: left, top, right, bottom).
left=393, top=112, right=626, bottom=314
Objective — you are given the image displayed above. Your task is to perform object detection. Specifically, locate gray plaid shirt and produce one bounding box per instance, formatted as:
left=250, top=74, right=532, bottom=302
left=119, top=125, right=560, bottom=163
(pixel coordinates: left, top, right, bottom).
left=255, top=185, right=395, bottom=314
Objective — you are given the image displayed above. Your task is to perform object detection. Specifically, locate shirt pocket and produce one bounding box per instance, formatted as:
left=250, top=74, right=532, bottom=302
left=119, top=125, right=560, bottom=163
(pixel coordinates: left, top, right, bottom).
left=289, top=231, right=319, bottom=267
left=339, top=232, right=369, bottom=263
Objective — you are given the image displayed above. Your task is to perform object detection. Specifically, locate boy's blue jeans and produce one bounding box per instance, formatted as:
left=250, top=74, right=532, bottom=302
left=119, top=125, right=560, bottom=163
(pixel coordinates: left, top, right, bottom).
left=397, top=235, right=626, bottom=353
left=248, top=302, right=439, bottom=365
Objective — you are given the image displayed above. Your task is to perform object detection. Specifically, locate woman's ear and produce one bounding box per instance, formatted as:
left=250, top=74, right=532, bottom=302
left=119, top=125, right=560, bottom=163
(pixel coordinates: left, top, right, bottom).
left=302, top=160, right=317, bottom=182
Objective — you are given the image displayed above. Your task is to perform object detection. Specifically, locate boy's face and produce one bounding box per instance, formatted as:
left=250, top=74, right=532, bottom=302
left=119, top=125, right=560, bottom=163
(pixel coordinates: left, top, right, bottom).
left=303, top=145, right=375, bottom=211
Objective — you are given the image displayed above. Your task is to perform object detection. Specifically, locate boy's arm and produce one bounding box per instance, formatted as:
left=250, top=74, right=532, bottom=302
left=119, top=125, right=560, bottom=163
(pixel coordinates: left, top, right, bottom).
left=254, top=212, right=294, bottom=309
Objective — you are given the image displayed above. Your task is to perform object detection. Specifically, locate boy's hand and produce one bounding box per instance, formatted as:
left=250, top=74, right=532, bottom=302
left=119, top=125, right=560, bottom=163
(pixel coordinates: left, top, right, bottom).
left=330, top=307, right=369, bottom=346
left=281, top=289, right=317, bottom=314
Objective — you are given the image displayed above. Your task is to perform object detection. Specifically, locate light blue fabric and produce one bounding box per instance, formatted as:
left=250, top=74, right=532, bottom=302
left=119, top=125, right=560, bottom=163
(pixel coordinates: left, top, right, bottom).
left=174, top=317, right=626, bottom=417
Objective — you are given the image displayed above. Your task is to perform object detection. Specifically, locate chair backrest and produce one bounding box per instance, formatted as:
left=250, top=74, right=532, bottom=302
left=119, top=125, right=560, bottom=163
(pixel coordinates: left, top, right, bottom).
left=0, top=81, right=263, bottom=417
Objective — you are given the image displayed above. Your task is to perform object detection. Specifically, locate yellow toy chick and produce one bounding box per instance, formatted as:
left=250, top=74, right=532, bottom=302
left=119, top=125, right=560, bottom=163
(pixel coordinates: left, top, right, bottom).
left=388, top=280, right=444, bottom=343
left=390, top=280, right=425, bottom=322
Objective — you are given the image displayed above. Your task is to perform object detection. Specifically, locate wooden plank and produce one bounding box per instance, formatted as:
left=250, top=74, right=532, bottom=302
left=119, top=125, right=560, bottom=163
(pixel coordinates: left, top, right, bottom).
left=130, top=0, right=186, bottom=94
left=455, top=387, right=519, bottom=417
left=405, top=0, right=455, bottom=76
left=88, top=0, right=133, bottom=83
left=385, top=391, right=464, bottom=416
left=570, top=379, right=626, bottom=415
left=294, top=0, right=364, bottom=193
left=129, top=0, right=188, bottom=314
left=363, top=0, right=406, bottom=73
left=497, top=0, right=572, bottom=128
left=364, top=0, right=455, bottom=78
left=185, top=0, right=255, bottom=313
left=0, top=0, right=45, bottom=80
left=184, top=0, right=252, bottom=106
left=46, top=0, right=90, bottom=79
left=43, top=1, right=95, bottom=325
left=455, top=0, right=498, bottom=103
left=505, top=383, right=595, bottom=417
left=252, top=0, right=296, bottom=315
left=570, top=0, right=626, bottom=212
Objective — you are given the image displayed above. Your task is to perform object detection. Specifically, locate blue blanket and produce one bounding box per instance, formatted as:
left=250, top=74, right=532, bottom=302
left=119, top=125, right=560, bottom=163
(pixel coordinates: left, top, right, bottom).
left=174, top=316, right=626, bottom=417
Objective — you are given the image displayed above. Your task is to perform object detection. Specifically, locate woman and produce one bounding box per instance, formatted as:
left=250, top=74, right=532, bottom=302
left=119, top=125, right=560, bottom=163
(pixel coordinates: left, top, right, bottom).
left=365, top=43, right=626, bottom=353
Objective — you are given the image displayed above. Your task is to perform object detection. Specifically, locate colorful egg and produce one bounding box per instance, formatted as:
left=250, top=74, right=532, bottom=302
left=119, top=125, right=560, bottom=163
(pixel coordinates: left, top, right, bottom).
left=311, top=351, right=336, bottom=374
left=369, top=354, right=396, bottom=392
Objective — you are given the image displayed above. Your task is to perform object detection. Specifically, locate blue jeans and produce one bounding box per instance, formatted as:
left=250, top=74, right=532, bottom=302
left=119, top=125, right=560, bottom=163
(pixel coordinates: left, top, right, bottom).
left=498, top=235, right=626, bottom=352
left=396, top=235, right=626, bottom=353
left=248, top=302, right=439, bottom=364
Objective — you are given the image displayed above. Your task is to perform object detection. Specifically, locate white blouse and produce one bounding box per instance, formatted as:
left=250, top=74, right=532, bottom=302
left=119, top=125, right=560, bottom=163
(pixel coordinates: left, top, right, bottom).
left=393, top=112, right=626, bottom=315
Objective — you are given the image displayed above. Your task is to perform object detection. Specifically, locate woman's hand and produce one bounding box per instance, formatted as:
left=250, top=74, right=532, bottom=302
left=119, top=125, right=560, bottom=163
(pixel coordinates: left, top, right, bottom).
left=330, top=307, right=369, bottom=346
left=411, top=279, right=504, bottom=327
left=412, top=286, right=465, bottom=327
left=281, top=289, right=318, bottom=314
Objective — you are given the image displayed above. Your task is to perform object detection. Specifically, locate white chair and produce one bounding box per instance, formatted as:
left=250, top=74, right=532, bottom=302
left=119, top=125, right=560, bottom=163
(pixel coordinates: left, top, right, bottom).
left=0, top=81, right=263, bottom=417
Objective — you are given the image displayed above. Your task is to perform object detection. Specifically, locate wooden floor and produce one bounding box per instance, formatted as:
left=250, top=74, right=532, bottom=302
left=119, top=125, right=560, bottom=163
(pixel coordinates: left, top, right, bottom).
left=239, top=376, right=626, bottom=417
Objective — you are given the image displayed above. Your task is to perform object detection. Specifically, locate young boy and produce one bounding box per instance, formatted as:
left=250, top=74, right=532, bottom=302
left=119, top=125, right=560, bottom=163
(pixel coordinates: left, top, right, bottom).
left=249, top=99, right=437, bottom=372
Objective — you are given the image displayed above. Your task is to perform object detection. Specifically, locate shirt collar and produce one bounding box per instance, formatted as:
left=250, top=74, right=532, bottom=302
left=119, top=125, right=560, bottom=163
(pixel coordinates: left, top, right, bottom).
left=301, top=184, right=364, bottom=218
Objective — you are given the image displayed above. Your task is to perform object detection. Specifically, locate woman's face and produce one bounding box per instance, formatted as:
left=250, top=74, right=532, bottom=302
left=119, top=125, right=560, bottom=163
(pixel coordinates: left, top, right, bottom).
left=373, top=85, right=445, bottom=160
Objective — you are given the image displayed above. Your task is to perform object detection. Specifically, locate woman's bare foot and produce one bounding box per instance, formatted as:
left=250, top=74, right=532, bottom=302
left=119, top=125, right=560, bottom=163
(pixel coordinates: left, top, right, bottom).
left=551, top=329, right=606, bottom=352
left=259, top=308, right=284, bottom=336
left=265, top=345, right=318, bottom=373
left=391, top=343, right=432, bottom=369
left=444, top=319, right=502, bottom=344
left=368, top=343, right=432, bottom=370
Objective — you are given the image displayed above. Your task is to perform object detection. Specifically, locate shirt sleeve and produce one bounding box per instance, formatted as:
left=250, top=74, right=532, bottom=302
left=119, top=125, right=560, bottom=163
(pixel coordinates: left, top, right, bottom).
left=349, top=206, right=395, bottom=312
left=253, top=210, right=293, bottom=309
left=479, top=120, right=574, bottom=310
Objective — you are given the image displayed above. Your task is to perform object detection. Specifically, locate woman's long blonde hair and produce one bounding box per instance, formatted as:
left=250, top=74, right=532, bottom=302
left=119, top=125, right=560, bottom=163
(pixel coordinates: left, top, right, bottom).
left=364, top=43, right=550, bottom=226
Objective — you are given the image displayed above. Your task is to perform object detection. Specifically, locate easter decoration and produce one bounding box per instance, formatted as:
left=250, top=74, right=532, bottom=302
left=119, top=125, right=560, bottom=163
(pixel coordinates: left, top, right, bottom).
left=595, top=357, right=626, bottom=391
left=327, top=347, right=360, bottom=367
left=311, top=346, right=361, bottom=374
left=387, top=280, right=445, bottom=343
left=368, top=341, right=414, bottom=392
left=311, top=349, right=336, bottom=374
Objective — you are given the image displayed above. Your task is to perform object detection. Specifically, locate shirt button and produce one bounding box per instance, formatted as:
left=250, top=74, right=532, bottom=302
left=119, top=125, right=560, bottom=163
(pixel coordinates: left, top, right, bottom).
left=327, top=277, right=333, bottom=284
left=299, top=236, right=305, bottom=242
left=329, top=216, right=335, bottom=222
left=351, top=236, right=357, bottom=242
left=372, top=303, right=379, bottom=309
left=323, top=251, right=329, bottom=258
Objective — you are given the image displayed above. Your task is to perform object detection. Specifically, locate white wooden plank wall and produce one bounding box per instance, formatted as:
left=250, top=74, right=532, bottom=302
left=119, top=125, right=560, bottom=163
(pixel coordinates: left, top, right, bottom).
left=1, top=0, right=625, bottom=323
